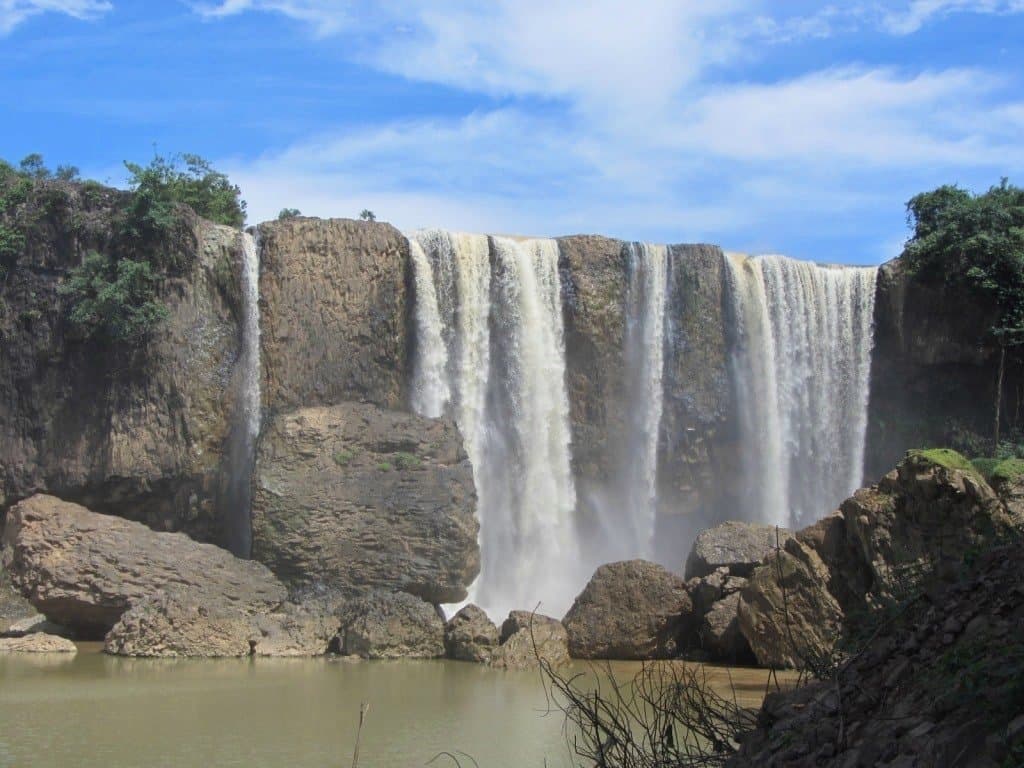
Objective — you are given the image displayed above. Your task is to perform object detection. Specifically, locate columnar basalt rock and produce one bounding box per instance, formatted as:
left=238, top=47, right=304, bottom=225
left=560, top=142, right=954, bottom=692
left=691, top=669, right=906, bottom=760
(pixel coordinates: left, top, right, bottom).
left=250, top=402, right=479, bottom=603
left=257, top=217, right=410, bottom=411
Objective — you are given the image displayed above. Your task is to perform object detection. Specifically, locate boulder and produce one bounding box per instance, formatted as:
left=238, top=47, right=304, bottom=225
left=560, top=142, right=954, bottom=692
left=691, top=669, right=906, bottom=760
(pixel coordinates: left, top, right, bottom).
left=445, top=604, right=499, bottom=663
left=737, top=538, right=843, bottom=669
left=562, top=560, right=693, bottom=659
left=251, top=403, right=479, bottom=604
left=843, top=452, right=1023, bottom=604
left=689, top=567, right=747, bottom=617
left=2, top=613, right=66, bottom=638
left=0, top=633, right=77, bottom=654
left=105, top=592, right=260, bottom=658
left=105, top=593, right=336, bottom=658
left=2, top=495, right=287, bottom=635
left=489, top=612, right=569, bottom=670
left=0, top=563, right=37, bottom=636
left=697, top=592, right=751, bottom=662
left=685, top=521, right=792, bottom=580
left=339, top=591, right=445, bottom=659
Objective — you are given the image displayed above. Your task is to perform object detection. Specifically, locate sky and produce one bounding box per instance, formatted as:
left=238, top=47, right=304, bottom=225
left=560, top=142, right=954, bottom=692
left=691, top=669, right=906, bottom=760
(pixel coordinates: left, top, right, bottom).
left=1, top=1, right=1022, bottom=263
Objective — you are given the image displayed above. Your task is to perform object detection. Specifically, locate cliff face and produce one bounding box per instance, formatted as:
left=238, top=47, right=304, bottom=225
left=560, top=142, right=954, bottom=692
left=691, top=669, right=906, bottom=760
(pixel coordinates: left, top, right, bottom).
left=257, top=217, right=410, bottom=413
left=0, top=182, right=245, bottom=543
left=865, top=258, right=1020, bottom=479
left=559, top=237, right=737, bottom=559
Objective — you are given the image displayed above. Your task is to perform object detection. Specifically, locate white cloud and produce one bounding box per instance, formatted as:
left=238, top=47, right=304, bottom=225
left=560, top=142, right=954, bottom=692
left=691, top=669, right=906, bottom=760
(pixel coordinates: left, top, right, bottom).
left=882, top=0, right=1024, bottom=35
left=0, top=0, right=112, bottom=34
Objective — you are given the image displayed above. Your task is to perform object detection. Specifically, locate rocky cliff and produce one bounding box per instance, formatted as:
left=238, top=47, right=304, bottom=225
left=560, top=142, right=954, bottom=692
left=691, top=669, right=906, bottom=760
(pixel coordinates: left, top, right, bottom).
left=0, top=180, right=246, bottom=543
left=866, top=257, right=1023, bottom=479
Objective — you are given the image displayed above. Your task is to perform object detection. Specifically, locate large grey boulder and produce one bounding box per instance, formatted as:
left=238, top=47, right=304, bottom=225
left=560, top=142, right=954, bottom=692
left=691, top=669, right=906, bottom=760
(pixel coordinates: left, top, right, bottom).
left=489, top=611, right=569, bottom=670
left=445, top=604, right=499, bottom=663
left=338, top=591, right=445, bottom=659
left=105, top=593, right=335, bottom=658
left=737, top=537, right=842, bottom=669
left=251, top=403, right=479, bottom=604
left=685, top=521, right=792, bottom=579
left=563, top=560, right=693, bottom=660
left=697, top=592, right=751, bottom=661
left=2, top=495, right=286, bottom=635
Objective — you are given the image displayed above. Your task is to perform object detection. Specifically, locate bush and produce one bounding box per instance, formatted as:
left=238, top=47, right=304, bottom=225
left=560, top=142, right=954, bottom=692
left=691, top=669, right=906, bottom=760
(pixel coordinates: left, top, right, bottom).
left=58, top=250, right=169, bottom=342
left=124, top=152, right=246, bottom=229
left=277, top=208, right=301, bottom=220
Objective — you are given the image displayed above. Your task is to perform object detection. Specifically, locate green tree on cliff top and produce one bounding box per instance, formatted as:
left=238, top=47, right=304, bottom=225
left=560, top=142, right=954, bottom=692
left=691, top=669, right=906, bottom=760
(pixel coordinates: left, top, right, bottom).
left=902, top=179, right=1024, bottom=445
left=125, top=152, right=246, bottom=229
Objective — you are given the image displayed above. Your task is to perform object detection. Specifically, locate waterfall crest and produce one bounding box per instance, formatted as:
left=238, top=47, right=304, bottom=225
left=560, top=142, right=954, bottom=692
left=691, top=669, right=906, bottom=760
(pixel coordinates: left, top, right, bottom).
left=622, top=243, right=668, bottom=556
left=726, top=254, right=878, bottom=528
left=223, top=231, right=262, bottom=557
left=408, top=231, right=578, bottom=619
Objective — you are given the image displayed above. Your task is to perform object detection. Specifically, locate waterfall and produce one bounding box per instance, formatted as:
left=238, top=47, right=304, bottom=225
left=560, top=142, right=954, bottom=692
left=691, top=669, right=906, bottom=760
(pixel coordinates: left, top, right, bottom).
left=621, top=243, right=668, bottom=556
left=409, top=238, right=450, bottom=418
left=726, top=253, right=878, bottom=528
left=223, top=231, right=261, bottom=558
left=408, top=231, right=578, bottom=619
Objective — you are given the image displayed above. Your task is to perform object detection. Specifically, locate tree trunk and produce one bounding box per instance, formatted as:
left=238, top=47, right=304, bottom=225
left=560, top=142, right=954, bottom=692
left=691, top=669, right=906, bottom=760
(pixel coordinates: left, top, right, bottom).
left=995, top=345, right=1006, bottom=450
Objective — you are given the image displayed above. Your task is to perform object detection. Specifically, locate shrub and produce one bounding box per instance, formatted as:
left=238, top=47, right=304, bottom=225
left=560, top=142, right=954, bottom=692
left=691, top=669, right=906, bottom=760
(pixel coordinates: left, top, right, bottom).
left=393, top=451, right=421, bottom=470
left=359, top=209, right=376, bottom=222
left=992, top=457, right=1024, bottom=484
left=58, top=250, right=169, bottom=342
left=376, top=461, right=392, bottom=471
left=124, top=152, right=246, bottom=229
left=333, top=449, right=355, bottom=467
left=277, top=208, right=301, bottom=220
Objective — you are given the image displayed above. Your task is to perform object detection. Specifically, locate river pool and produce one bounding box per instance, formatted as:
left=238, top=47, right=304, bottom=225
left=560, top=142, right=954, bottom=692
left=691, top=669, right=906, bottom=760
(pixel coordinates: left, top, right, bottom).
left=0, top=645, right=785, bottom=768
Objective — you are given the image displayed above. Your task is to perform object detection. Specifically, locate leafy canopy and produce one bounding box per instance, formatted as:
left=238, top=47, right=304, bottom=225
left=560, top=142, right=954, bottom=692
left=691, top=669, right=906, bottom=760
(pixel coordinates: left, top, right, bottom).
left=902, top=179, right=1024, bottom=336
left=57, top=250, right=170, bottom=342
left=124, top=152, right=246, bottom=229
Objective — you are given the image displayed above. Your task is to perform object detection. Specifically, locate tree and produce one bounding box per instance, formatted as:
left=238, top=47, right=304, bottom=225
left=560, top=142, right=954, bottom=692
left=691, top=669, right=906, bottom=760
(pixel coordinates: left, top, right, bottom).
left=19, top=153, right=49, bottom=179
left=124, top=152, right=246, bottom=228
left=902, top=179, right=1024, bottom=447
left=359, top=209, right=376, bottom=222
left=277, top=208, right=301, bottom=220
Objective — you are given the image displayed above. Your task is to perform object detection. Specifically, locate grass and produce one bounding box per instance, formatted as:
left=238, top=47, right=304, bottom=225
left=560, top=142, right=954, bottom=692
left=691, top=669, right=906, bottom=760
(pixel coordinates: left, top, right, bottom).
left=376, top=461, right=392, bottom=472
left=909, top=448, right=986, bottom=484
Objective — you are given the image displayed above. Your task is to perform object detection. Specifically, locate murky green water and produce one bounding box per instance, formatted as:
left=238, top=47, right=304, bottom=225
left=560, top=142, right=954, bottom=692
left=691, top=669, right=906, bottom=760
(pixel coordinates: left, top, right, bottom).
left=0, top=645, right=783, bottom=768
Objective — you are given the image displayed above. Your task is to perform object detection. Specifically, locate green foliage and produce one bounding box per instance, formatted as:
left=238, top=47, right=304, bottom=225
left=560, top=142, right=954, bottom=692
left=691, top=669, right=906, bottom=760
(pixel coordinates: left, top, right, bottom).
left=393, top=451, right=421, bottom=470
left=972, top=457, right=1001, bottom=480
left=333, top=449, right=355, bottom=467
left=58, top=250, right=169, bottom=342
left=376, top=461, right=392, bottom=471
left=359, top=209, right=376, bottom=222
left=992, top=457, right=1024, bottom=484
left=124, top=152, right=246, bottom=229
left=54, top=165, right=79, bottom=182
left=19, top=153, right=49, bottom=179
left=277, top=208, right=301, bottom=220
left=902, top=179, right=1024, bottom=337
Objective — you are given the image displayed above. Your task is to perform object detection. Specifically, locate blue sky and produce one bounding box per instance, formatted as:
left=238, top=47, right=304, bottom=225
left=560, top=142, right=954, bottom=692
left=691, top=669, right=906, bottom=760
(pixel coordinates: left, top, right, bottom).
left=1, top=1, right=1023, bottom=263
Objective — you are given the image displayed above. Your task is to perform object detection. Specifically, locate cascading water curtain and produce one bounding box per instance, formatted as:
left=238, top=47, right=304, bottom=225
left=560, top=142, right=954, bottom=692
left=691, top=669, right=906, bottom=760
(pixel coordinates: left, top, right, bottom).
left=726, top=253, right=878, bottom=528
left=223, top=231, right=262, bottom=558
left=621, top=242, right=669, bottom=558
left=408, top=231, right=578, bottom=620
